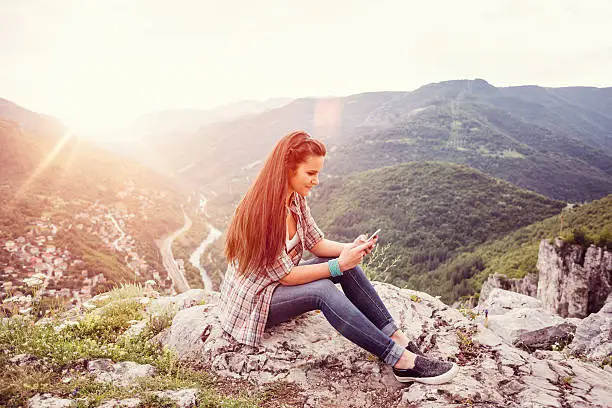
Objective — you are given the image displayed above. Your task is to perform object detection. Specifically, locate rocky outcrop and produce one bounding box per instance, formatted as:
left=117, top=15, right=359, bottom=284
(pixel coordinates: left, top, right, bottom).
left=537, top=238, right=612, bottom=318
left=486, top=306, right=574, bottom=346
left=479, top=273, right=538, bottom=305
left=155, top=283, right=612, bottom=407
left=478, top=288, right=577, bottom=350
left=479, top=287, right=542, bottom=315
left=568, top=294, right=612, bottom=360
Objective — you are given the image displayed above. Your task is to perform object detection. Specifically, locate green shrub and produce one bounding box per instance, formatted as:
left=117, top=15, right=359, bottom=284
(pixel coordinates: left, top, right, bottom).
left=68, top=299, right=144, bottom=343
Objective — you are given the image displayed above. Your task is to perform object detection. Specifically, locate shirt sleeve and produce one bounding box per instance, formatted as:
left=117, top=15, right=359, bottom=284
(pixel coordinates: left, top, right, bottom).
left=301, top=198, right=325, bottom=252
left=264, top=249, right=294, bottom=281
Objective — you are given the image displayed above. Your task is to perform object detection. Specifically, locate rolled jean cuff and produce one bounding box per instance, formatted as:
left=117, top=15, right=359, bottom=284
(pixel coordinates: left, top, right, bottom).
left=383, top=341, right=405, bottom=366
left=380, top=320, right=399, bottom=337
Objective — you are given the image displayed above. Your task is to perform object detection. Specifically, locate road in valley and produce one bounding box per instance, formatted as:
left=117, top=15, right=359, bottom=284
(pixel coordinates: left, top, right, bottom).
left=159, top=195, right=222, bottom=293
left=159, top=210, right=192, bottom=293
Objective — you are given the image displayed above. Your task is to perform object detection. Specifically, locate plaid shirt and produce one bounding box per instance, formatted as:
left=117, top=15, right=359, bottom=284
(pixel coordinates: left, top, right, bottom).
left=219, top=192, right=324, bottom=346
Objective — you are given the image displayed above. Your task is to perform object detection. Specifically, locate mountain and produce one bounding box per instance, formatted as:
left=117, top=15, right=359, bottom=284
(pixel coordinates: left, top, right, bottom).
left=0, top=101, right=187, bottom=312
left=307, top=161, right=565, bottom=299
left=151, top=79, right=612, bottom=205
left=131, top=98, right=294, bottom=137
left=0, top=97, right=65, bottom=136
left=90, top=98, right=294, bottom=175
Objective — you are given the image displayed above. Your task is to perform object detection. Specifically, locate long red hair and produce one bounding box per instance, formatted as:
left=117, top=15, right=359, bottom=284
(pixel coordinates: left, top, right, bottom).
left=225, top=131, right=327, bottom=276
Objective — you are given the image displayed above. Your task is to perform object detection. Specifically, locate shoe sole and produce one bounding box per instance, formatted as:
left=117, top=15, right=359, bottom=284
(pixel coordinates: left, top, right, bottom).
left=394, top=363, right=459, bottom=385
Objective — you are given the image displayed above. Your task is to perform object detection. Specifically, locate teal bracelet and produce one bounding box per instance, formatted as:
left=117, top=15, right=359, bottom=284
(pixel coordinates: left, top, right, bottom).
left=328, top=258, right=343, bottom=277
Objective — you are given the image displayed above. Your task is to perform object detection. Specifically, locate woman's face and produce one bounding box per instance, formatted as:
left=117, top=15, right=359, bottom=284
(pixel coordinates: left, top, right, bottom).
left=288, top=155, right=325, bottom=197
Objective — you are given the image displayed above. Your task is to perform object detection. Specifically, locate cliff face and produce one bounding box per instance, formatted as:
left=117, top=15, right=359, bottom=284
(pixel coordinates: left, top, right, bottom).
left=479, top=273, right=538, bottom=306
left=536, top=238, right=612, bottom=318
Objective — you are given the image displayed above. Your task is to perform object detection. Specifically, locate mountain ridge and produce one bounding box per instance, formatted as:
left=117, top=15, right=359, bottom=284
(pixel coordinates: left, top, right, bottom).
left=150, top=79, right=612, bottom=203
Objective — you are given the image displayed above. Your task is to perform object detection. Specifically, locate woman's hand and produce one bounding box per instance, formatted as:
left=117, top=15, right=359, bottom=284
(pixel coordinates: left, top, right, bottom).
left=338, top=239, right=376, bottom=272
left=352, top=234, right=378, bottom=256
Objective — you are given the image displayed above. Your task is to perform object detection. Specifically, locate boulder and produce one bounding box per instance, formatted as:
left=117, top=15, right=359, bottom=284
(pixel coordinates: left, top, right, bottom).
left=513, top=322, right=576, bottom=351
left=486, top=307, right=572, bottom=345
left=480, top=288, right=542, bottom=315
left=153, top=389, right=198, bottom=408
left=87, top=359, right=157, bottom=387
left=148, top=289, right=207, bottom=315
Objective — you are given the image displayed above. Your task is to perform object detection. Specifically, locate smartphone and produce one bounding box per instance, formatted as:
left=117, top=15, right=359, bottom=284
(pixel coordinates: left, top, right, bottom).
left=367, top=229, right=381, bottom=241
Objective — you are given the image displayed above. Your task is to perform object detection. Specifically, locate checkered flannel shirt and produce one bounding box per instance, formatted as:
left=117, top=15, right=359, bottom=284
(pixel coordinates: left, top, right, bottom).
left=218, top=192, right=324, bottom=346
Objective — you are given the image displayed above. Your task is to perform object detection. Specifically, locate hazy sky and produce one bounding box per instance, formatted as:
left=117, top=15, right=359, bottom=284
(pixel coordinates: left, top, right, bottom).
left=1, top=0, right=611, bottom=133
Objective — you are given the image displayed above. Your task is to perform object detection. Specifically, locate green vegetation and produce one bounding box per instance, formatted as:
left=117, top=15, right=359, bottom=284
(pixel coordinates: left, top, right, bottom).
left=455, top=327, right=480, bottom=365
left=0, top=283, right=264, bottom=407
left=310, top=161, right=565, bottom=299
left=431, top=194, right=612, bottom=303
left=559, top=227, right=612, bottom=251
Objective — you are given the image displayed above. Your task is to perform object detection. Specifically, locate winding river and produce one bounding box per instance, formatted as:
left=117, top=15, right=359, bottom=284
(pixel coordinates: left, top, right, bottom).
left=159, top=194, right=222, bottom=293
left=189, top=225, right=221, bottom=291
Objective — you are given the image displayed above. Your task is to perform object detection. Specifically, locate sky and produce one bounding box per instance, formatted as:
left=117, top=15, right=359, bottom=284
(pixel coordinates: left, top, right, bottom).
left=1, top=0, right=611, bottom=135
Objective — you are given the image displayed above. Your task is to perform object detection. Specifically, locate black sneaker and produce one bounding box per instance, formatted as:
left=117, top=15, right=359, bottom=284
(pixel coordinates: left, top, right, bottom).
left=406, top=340, right=426, bottom=356
left=393, top=355, right=459, bottom=384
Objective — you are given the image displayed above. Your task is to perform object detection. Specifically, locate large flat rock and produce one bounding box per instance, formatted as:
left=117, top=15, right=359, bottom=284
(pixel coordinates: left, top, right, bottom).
left=157, top=284, right=612, bottom=407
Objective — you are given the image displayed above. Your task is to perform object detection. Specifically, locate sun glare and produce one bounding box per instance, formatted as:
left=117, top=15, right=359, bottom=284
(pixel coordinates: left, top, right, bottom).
left=58, top=108, right=133, bottom=144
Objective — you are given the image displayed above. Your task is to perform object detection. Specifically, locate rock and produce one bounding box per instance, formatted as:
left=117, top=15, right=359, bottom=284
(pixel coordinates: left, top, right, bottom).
left=530, top=360, right=558, bottom=382
left=148, top=289, right=208, bottom=315
left=487, top=307, right=569, bottom=345
left=513, top=322, right=576, bottom=351
left=537, top=239, right=612, bottom=318
left=154, top=389, right=198, bottom=408
left=27, top=394, right=72, bottom=408
left=474, top=326, right=504, bottom=347
left=568, top=298, right=612, bottom=360
left=97, top=398, right=141, bottom=408
left=480, top=288, right=542, bottom=315
left=479, top=273, right=538, bottom=306
left=515, top=386, right=562, bottom=408
left=120, top=319, right=148, bottom=338
left=87, top=358, right=114, bottom=372
left=401, top=369, right=506, bottom=404
left=87, top=359, right=157, bottom=387
left=9, top=353, right=39, bottom=366
left=157, top=282, right=612, bottom=407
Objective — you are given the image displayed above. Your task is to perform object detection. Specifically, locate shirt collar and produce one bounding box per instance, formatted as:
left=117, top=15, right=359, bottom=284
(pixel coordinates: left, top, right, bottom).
left=287, top=191, right=299, bottom=214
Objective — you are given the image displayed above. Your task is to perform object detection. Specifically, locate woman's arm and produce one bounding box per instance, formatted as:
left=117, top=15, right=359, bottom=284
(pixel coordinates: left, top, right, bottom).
left=280, top=240, right=375, bottom=286
left=279, top=262, right=335, bottom=286
left=310, top=238, right=347, bottom=258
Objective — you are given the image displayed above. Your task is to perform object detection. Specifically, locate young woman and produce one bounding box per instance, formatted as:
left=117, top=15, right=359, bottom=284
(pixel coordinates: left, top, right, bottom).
left=219, top=130, right=458, bottom=384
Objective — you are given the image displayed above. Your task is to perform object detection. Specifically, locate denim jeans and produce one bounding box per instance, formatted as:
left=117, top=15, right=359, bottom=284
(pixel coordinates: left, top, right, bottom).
left=265, top=256, right=405, bottom=366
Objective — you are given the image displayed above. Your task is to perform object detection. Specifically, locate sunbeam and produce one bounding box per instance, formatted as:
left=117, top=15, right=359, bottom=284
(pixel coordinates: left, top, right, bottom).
left=12, top=130, right=74, bottom=200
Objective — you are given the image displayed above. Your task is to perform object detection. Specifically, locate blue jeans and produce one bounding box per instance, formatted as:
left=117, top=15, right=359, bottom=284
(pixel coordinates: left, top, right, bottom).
left=265, top=256, right=405, bottom=366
